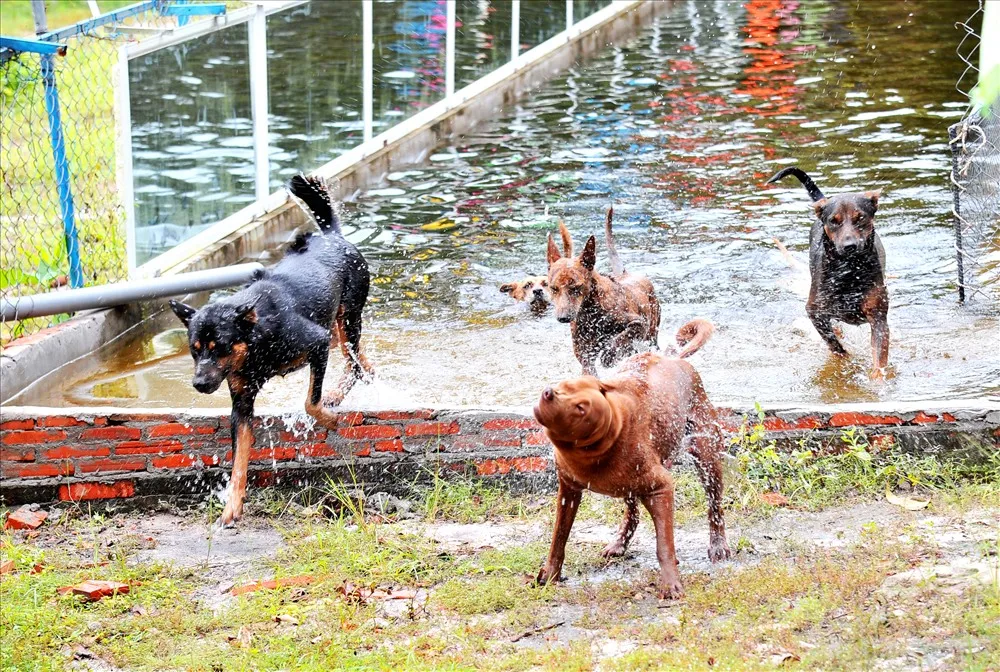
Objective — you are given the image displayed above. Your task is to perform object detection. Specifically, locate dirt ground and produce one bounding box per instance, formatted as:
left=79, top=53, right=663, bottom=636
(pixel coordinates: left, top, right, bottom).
left=3, top=481, right=998, bottom=671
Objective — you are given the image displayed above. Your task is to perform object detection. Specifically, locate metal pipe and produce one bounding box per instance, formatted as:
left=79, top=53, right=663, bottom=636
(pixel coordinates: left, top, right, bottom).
left=362, top=0, right=373, bottom=142
left=248, top=3, right=270, bottom=201
left=511, top=0, right=520, bottom=60
left=0, top=263, right=264, bottom=322
left=445, top=0, right=456, bottom=98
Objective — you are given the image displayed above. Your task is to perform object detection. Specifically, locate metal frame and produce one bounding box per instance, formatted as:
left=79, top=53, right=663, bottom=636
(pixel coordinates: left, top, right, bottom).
left=125, top=0, right=638, bottom=277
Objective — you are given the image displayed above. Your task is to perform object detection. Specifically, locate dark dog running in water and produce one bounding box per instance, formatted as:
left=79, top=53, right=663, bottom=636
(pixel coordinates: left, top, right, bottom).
left=533, top=319, right=730, bottom=599
left=170, top=175, right=374, bottom=527
left=546, top=208, right=661, bottom=375
left=767, top=167, right=889, bottom=380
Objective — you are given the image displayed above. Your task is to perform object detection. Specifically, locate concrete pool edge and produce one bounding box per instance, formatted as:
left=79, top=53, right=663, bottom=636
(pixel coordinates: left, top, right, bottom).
left=2, top=400, right=997, bottom=506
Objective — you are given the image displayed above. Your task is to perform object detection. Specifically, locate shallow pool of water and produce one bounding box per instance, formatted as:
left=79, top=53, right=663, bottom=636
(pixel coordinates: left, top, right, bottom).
left=13, top=0, right=998, bottom=410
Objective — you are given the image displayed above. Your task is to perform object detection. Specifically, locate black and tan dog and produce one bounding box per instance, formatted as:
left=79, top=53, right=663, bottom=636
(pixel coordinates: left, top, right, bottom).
left=533, top=319, right=730, bottom=599
left=170, top=175, right=374, bottom=527
left=547, top=209, right=661, bottom=375
left=767, top=167, right=889, bottom=380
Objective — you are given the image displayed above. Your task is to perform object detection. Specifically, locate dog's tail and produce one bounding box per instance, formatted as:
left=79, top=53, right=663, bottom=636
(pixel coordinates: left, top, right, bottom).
left=766, top=167, right=825, bottom=202
left=674, top=319, right=714, bottom=359
left=604, top=206, right=625, bottom=277
left=288, top=174, right=341, bottom=234
left=557, top=220, right=573, bottom=257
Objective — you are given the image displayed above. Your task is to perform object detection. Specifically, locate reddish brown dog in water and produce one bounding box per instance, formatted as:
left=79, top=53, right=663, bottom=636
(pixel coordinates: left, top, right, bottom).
left=546, top=209, right=661, bottom=376
left=532, top=319, right=730, bottom=598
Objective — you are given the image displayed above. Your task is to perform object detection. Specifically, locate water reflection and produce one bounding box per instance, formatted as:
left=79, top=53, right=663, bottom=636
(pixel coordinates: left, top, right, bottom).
left=22, top=0, right=998, bottom=410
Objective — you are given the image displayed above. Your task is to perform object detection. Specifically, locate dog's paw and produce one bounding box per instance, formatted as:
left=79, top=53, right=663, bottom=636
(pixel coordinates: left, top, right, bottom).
left=216, top=506, right=241, bottom=530
left=657, top=577, right=685, bottom=600
left=601, top=540, right=627, bottom=559
left=708, top=537, right=732, bottom=563
left=869, top=367, right=887, bottom=383
left=535, top=565, right=560, bottom=586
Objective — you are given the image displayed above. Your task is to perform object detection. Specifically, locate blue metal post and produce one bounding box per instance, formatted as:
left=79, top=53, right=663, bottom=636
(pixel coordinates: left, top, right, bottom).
left=40, top=52, right=84, bottom=288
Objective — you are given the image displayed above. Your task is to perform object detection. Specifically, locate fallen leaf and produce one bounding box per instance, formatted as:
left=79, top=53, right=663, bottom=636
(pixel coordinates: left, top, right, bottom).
left=274, top=614, right=299, bottom=625
left=130, top=605, right=148, bottom=617
left=886, top=490, right=930, bottom=511
left=770, top=652, right=800, bottom=665
left=760, top=492, right=790, bottom=507
left=228, top=626, right=252, bottom=648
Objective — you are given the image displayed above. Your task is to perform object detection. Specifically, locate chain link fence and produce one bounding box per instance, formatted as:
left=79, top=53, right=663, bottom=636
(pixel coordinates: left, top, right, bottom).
left=949, top=0, right=999, bottom=308
left=0, top=2, right=240, bottom=343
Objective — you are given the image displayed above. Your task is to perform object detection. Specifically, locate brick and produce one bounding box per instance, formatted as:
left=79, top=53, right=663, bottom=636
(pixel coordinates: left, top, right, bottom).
left=115, top=440, right=185, bottom=455
left=4, top=508, right=47, bottom=530
left=2, top=462, right=72, bottom=478
left=0, top=419, right=34, bottom=431
left=231, top=575, right=315, bottom=596
left=2, top=430, right=67, bottom=445
left=475, top=457, right=548, bottom=475
left=484, top=436, right=522, bottom=448
left=482, top=418, right=538, bottom=431
left=828, top=413, right=904, bottom=428
left=109, top=413, right=176, bottom=423
left=405, top=421, right=460, bottom=437
left=37, top=416, right=89, bottom=428
left=339, top=425, right=401, bottom=440
left=761, top=417, right=794, bottom=431
left=71, top=580, right=130, bottom=601
left=42, top=445, right=110, bottom=460
left=370, top=409, right=435, bottom=421
left=152, top=454, right=199, bottom=469
left=80, top=427, right=141, bottom=441
left=525, top=431, right=550, bottom=447
left=252, top=471, right=277, bottom=488
left=59, top=481, right=136, bottom=501
left=299, top=443, right=339, bottom=458
left=1, top=448, right=34, bottom=461
left=374, top=439, right=405, bottom=453
left=793, top=416, right=825, bottom=430
left=336, top=411, right=364, bottom=426
left=941, top=413, right=957, bottom=423
left=354, top=444, right=371, bottom=457
left=201, top=451, right=232, bottom=466
left=77, top=458, right=147, bottom=474
left=870, top=434, right=896, bottom=451
left=249, top=446, right=296, bottom=462
left=149, top=422, right=216, bottom=438
left=910, top=412, right=939, bottom=425
left=279, top=430, right=328, bottom=443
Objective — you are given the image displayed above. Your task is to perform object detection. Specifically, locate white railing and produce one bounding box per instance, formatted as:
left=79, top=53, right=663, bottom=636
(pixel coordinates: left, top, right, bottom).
left=119, top=0, right=633, bottom=276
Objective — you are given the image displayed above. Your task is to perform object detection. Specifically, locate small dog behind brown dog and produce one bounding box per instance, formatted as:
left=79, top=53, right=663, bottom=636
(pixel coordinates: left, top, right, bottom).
left=533, top=318, right=730, bottom=599
left=547, top=208, right=661, bottom=375
left=500, top=275, right=550, bottom=313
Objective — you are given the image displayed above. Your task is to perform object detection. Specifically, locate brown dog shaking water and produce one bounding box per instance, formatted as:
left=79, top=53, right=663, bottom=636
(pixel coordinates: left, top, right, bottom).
left=533, top=319, right=730, bottom=599
left=547, top=209, right=661, bottom=375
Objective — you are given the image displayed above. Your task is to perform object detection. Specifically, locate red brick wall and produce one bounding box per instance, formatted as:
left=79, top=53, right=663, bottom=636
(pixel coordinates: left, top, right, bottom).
left=1, top=405, right=997, bottom=504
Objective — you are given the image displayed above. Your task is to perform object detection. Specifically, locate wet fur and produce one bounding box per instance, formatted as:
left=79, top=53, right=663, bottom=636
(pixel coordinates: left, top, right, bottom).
left=532, top=319, right=729, bottom=599
left=546, top=209, right=661, bottom=375
left=169, top=174, right=373, bottom=527
left=500, top=275, right=550, bottom=313
left=767, top=167, right=889, bottom=379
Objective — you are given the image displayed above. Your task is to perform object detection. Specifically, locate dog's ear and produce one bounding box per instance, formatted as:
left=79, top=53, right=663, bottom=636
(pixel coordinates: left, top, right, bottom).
left=580, top=235, right=597, bottom=271
left=558, top=220, right=573, bottom=257
left=499, top=283, right=515, bottom=294
left=864, top=189, right=881, bottom=212
left=812, top=198, right=829, bottom=219
left=547, top=233, right=562, bottom=267
left=598, top=380, right=617, bottom=395
left=234, top=297, right=260, bottom=328
left=169, top=300, right=197, bottom=328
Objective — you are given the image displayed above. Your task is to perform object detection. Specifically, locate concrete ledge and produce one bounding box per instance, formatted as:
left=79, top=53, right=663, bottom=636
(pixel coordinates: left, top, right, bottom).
left=2, top=401, right=997, bottom=506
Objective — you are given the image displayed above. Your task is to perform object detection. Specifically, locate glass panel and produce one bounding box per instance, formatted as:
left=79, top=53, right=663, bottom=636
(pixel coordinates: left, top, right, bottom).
left=266, top=1, right=364, bottom=190
left=455, top=0, right=513, bottom=89
left=574, top=0, right=611, bottom=20
left=372, top=0, right=449, bottom=132
left=129, top=25, right=252, bottom=266
left=518, top=0, right=563, bottom=52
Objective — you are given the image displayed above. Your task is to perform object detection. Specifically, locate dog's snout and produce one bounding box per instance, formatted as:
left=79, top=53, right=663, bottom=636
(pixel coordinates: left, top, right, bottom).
left=533, top=288, right=544, bottom=297
left=542, top=387, right=555, bottom=402
left=556, top=315, right=573, bottom=324
left=193, top=378, right=216, bottom=394
left=840, top=239, right=862, bottom=253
